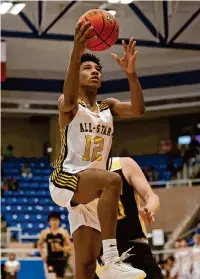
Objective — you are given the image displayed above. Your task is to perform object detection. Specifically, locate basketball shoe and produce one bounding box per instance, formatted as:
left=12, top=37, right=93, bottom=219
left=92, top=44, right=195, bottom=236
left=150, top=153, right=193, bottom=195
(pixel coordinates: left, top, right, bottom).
left=98, top=248, right=146, bottom=279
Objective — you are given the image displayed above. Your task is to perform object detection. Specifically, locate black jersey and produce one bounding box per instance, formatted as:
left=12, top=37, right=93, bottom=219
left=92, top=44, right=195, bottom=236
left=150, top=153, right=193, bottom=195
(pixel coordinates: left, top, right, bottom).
left=45, top=228, right=65, bottom=259
left=110, top=158, right=146, bottom=241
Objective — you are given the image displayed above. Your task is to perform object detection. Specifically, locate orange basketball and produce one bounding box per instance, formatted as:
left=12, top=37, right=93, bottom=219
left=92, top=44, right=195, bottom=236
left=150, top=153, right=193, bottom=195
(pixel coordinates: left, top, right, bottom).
left=79, top=9, right=119, bottom=51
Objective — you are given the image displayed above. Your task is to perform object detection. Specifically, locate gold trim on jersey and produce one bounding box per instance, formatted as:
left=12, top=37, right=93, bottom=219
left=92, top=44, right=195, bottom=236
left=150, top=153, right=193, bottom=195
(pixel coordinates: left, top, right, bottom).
left=51, top=127, right=79, bottom=191
left=52, top=127, right=67, bottom=169
left=110, top=157, right=121, bottom=172
left=78, top=100, right=87, bottom=108
left=98, top=101, right=109, bottom=112
left=51, top=169, right=79, bottom=191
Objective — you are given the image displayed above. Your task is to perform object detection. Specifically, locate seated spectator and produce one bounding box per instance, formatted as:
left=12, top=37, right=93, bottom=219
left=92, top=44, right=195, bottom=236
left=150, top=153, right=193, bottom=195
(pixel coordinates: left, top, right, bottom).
left=165, top=255, right=177, bottom=279
left=148, top=167, right=158, bottom=182
left=6, top=145, right=14, bottom=157
left=1, top=216, right=7, bottom=233
left=1, top=176, right=10, bottom=192
left=4, top=253, right=20, bottom=279
left=1, top=152, right=5, bottom=163
left=21, top=162, right=32, bottom=178
left=167, top=159, right=177, bottom=180
left=9, top=178, right=19, bottom=191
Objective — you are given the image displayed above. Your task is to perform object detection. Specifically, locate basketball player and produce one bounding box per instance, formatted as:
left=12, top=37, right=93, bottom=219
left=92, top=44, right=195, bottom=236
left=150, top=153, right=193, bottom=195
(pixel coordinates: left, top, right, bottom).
left=67, top=157, right=163, bottom=279
left=37, top=212, right=72, bottom=279
left=49, top=20, right=145, bottom=279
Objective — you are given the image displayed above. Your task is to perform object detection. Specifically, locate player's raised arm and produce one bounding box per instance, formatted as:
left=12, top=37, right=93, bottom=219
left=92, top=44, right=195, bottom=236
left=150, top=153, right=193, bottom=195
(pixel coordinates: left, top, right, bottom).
left=59, top=21, right=95, bottom=112
left=107, top=38, right=144, bottom=118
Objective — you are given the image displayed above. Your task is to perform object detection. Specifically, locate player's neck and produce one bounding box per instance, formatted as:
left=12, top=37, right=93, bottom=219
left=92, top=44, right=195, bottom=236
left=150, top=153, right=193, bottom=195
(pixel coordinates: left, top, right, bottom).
left=79, top=89, right=97, bottom=107
left=50, top=227, right=59, bottom=233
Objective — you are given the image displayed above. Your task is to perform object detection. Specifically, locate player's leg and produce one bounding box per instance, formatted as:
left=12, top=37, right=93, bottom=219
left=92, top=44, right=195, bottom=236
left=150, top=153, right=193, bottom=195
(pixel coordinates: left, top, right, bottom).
left=71, top=168, right=122, bottom=240
left=73, top=225, right=102, bottom=279
left=54, top=258, right=67, bottom=279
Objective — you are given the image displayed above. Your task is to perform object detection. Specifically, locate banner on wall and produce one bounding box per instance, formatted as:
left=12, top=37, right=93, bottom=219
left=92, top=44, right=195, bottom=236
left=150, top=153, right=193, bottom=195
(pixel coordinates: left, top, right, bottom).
left=1, top=40, right=6, bottom=82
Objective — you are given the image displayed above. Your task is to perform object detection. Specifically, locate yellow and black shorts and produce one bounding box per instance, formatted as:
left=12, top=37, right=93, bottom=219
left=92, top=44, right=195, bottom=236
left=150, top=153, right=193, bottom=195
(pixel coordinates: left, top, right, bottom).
left=50, top=169, right=80, bottom=192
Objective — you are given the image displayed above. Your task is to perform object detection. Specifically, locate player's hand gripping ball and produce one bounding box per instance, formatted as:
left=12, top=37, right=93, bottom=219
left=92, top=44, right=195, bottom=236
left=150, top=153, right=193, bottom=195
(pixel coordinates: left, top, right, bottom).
left=79, top=9, right=119, bottom=51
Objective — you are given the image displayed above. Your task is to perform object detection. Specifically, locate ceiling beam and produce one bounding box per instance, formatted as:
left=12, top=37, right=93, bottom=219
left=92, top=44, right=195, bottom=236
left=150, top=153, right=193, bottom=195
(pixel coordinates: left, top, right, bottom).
left=128, top=2, right=164, bottom=43
left=169, top=7, right=200, bottom=44
left=163, top=0, right=169, bottom=42
left=2, top=30, right=200, bottom=51
left=38, top=0, right=43, bottom=33
left=18, top=12, right=38, bottom=34
left=42, top=1, right=77, bottom=35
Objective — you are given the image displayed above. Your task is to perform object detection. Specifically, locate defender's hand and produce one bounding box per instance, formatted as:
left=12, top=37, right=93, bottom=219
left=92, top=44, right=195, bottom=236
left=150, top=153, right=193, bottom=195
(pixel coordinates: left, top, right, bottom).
left=73, top=21, right=96, bottom=56
left=139, top=207, right=155, bottom=225
left=111, top=38, right=138, bottom=74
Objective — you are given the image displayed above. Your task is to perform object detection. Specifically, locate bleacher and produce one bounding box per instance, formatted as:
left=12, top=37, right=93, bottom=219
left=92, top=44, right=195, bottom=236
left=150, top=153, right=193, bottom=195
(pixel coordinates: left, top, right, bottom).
left=1, top=157, right=69, bottom=238
left=1, top=155, right=184, bottom=239
left=133, top=154, right=183, bottom=181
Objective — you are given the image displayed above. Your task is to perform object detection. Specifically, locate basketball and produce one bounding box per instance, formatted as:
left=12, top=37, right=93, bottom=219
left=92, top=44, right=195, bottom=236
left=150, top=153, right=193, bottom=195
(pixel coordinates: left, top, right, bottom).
left=79, top=9, right=119, bottom=51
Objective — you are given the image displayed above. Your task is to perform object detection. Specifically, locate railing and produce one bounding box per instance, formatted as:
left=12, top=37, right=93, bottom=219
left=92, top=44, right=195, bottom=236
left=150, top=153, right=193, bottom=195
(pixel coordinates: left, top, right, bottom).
left=150, top=178, right=200, bottom=188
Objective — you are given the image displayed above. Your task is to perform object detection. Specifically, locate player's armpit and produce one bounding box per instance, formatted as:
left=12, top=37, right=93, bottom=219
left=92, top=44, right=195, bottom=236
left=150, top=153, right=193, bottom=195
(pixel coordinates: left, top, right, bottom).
left=58, top=94, right=78, bottom=113
left=105, top=98, right=139, bottom=118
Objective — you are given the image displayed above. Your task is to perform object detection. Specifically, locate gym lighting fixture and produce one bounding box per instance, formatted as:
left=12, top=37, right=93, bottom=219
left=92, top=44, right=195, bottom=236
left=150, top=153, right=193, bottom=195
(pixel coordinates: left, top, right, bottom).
left=10, top=3, right=25, bottom=14
left=0, top=2, right=25, bottom=15
left=107, top=0, right=133, bottom=3
left=0, top=2, right=13, bottom=14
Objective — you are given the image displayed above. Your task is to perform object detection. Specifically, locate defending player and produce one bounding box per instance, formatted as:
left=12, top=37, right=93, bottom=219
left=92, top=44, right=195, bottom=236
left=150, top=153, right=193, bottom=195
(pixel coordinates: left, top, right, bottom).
left=49, top=20, right=145, bottom=279
left=38, top=212, right=72, bottom=279
left=68, top=157, right=163, bottom=279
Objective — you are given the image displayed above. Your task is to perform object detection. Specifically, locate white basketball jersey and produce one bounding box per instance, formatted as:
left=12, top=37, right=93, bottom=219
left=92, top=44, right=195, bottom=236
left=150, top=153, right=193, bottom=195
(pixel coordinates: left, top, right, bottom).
left=53, top=101, right=113, bottom=173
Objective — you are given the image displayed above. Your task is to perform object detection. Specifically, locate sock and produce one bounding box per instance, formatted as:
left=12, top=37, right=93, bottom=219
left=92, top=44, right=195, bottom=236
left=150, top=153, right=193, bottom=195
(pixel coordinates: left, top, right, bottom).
left=102, top=239, right=119, bottom=263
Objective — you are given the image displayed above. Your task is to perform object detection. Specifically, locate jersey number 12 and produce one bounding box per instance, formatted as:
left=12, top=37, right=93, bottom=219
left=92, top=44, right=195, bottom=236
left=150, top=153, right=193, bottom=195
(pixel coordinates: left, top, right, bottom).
left=82, top=135, right=104, bottom=162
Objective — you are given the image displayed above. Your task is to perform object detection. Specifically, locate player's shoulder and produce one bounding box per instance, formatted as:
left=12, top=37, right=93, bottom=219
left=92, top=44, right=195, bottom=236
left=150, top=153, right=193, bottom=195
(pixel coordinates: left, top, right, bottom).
left=40, top=228, right=49, bottom=236
left=59, top=227, right=69, bottom=235
left=104, top=98, right=119, bottom=107
left=97, top=99, right=110, bottom=112
left=120, top=157, right=138, bottom=171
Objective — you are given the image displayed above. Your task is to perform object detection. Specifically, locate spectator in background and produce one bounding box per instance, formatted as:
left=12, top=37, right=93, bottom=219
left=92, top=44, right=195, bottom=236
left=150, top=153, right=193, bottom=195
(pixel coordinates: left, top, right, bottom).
left=1, top=216, right=7, bottom=233
left=21, top=162, right=32, bottom=178
left=6, top=145, right=14, bottom=157
left=165, top=256, right=177, bottom=279
left=191, top=234, right=200, bottom=279
left=158, top=260, right=167, bottom=278
left=4, top=253, right=20, bottom=279
left=167, top=159, right=177, bottom=180
left=1, top=176, right=9, bottom=194
left=9, top=178, right=19, bottom=191
left=148, top=167, right=158, bottom=182
left=174, top=239, right=181, bottom=249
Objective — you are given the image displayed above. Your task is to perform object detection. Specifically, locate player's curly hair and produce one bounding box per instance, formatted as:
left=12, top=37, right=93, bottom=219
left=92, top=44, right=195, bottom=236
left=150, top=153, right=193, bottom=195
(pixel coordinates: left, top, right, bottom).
left=81, top=53, right=103, bottom=72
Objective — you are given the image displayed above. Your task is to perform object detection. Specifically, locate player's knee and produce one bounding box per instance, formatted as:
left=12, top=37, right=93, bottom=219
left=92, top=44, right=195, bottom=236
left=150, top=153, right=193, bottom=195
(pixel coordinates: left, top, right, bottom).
left=109, top=172, right=122, bottom=193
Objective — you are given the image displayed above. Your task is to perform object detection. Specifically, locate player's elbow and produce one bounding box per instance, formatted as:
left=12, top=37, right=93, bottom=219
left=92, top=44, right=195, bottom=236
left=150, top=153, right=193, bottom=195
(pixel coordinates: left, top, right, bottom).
left=132, top=107, right=145, bottom=117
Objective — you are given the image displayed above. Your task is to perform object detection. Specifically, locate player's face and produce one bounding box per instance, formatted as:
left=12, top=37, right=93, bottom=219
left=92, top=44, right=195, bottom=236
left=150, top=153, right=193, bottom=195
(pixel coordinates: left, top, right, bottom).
left=9, top=254, right=15, bottom=261
left=49, top=217, right=60, bottom=229
left=80, top=61, right=102, bottom=90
